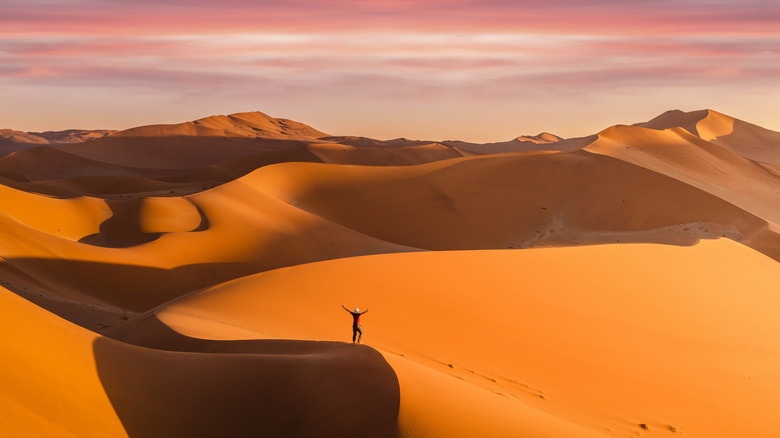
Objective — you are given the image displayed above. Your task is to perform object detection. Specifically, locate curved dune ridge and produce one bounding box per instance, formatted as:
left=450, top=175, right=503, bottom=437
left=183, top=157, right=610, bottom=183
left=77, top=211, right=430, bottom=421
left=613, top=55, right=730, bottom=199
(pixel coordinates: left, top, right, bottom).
left=0, top=285, right=399, bottom=438
left=0, top=108, right=779, bottom=437
left=635, top=109, right=780, bottom=165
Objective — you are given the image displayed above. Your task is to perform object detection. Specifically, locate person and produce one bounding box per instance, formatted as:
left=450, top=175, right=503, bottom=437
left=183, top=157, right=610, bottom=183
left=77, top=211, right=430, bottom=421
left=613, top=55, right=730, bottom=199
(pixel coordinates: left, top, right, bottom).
left=342, top=305, right=369, bottom=343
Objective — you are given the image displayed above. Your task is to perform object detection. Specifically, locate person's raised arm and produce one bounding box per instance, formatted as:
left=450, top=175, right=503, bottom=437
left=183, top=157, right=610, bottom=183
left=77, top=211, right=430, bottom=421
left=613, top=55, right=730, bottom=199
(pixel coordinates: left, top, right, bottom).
left=360, top=308, right=369, bottom=315
left=341, top=304, right=350, bottom=312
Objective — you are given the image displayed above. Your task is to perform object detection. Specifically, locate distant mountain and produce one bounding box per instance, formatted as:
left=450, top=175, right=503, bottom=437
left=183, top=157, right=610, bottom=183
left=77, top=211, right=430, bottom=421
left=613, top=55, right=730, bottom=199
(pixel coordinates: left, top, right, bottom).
left=0, top=128, right=117, bottom=145
left=106, top=111, right=329, bottom=140
left=629, top=109, right=780, bottom=165
left=0, top=128, right=116, bottom=157
left=443, top=133, right=581, bottom=155
left=56, top=111, right=331, bottom=169
left=5, top=108, right=778, bottom=178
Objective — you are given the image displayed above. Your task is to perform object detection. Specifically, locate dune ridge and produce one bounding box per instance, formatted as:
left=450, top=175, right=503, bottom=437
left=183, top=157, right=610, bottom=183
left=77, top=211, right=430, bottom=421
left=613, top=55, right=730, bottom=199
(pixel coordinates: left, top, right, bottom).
left=0, top=284, right=399, bottom=438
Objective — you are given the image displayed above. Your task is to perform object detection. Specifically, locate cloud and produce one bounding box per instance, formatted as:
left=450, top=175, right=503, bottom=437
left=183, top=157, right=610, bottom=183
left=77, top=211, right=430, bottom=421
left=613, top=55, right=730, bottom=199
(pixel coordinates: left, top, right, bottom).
left=3, top=0, right=778, bottom=36
left=2, top=0, right=778, bottom=137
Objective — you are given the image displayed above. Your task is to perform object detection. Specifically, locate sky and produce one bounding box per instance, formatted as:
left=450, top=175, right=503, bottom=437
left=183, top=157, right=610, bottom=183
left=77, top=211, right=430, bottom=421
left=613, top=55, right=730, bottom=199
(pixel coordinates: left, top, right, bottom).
left=1, top=0, right=779, bottom=142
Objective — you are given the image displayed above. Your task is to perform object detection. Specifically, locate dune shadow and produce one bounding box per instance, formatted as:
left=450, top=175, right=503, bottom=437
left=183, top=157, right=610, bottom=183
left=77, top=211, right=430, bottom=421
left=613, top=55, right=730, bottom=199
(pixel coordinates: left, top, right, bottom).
left=713, top=119, right=780, bottom=166
left=0, top=258, right=266, bottom=331
left=0, top=137, right=325, bottom=199
left=93, top=315, right=401, bottom=437
left=65, top=135, right=312, bottom=169
left=79, top=198, right=209, bottom=248
left=78, top=198, right=161, bottom=248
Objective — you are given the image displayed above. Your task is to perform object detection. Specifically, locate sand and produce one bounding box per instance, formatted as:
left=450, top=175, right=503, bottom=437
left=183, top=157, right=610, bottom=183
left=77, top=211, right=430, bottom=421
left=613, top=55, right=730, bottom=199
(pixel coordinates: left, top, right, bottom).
left=1, top=108, right=779, bottom=437
left=115, top=239, right=780, bottom=437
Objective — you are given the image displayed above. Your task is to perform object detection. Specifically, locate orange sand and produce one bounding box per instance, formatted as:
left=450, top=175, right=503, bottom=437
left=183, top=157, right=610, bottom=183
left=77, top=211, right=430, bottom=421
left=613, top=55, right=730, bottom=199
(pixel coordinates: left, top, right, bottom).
left=121, top=240, right=780, bottom=437
left=0, top=108, right=778, bottom=437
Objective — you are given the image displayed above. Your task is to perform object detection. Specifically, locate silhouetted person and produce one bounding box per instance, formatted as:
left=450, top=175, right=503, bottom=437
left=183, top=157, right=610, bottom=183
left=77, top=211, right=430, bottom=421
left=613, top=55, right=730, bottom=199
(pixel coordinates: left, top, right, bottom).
left=342, top=305, right=368, bottom=343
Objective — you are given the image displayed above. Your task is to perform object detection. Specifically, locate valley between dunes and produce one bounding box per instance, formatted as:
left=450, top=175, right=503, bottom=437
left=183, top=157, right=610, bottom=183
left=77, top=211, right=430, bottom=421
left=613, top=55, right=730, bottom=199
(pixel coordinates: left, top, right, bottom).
left=1, top=109, right=779, bottom=437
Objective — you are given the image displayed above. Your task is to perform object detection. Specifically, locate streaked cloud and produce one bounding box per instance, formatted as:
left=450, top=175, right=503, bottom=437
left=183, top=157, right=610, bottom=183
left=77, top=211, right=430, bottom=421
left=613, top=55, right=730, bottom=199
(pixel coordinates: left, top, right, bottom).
left=3, top=0, right=778, bottom=35
left=1, top=1, right=778, bottom=140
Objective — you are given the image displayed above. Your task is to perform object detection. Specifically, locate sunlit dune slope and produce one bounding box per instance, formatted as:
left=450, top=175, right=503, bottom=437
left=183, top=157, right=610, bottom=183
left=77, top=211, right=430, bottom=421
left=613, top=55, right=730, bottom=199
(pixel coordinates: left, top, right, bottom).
left=0, top=287, right=125, bottom=437
left=116, top=239, right=780, bottom=438
left=249, top=150, right=780, bottom=258
left=633, top=109, right=780, bottom=165
left=0, top=286, right=398, bottom=438
left=633, top=109, right=710, bottom=134
left=0, top=178, right=413, bottom=321
left=57, top=112, right=328, bottom=169
left=112, top=111, right=330, bottom=140
left=1, top=139, right=777, bottom=325
left=584, top=124, right=780, bottom=225
left=702, top=112, right=780, bottom=166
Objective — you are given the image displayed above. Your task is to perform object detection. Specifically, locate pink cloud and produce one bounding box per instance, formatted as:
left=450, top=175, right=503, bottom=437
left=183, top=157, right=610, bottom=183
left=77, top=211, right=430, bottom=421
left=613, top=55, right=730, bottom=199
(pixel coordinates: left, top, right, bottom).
left=2, top=0, right=779, bottom=138
left=3, top=0, right=778, bottom=36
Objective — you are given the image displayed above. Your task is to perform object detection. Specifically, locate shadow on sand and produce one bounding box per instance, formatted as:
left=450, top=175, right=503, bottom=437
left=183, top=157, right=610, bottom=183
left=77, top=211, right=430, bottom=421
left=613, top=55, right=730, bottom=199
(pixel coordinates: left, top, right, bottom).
left=93, top=315, right=401, bottom=437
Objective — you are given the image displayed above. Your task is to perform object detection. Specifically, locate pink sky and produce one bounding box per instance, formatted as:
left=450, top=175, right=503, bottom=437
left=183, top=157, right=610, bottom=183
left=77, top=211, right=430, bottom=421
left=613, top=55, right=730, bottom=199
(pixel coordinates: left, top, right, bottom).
left=2, top=0, right=779, bottom=141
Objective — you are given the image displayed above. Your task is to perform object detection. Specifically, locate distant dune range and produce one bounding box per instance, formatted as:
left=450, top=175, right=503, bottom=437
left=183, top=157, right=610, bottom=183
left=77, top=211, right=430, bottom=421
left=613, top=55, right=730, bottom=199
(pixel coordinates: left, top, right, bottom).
left=1, top=109, right=779, bottom=437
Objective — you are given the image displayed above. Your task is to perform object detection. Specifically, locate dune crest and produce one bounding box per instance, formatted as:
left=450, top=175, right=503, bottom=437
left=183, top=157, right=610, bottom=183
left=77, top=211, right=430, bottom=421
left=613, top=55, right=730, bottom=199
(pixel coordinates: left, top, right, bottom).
left=630, top=108, right=780, bottom=165
left=109, top=111, right=329, bottom=141
left=0, top=284, right=399, bottom=438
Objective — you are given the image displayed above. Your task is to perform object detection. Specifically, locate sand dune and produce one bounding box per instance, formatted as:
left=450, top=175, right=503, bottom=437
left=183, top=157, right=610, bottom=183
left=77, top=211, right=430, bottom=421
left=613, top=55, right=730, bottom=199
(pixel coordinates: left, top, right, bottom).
left=0, top=144, right=328, bottom=198
left=0, top=142, right=467, bottom=196
left=112, top=239, right=780, bottom=437
left=320, top=136, right=436, bottom=147
left=0, top=128, right=116, bottom=145
left=1, top=108, right=779, bottom=437
left=0, top=146, right=178, bottom=181
left=0, top=286, right=126, bottom=437
left=0, top=128, right=115, bottom=149
left=101, top=111, right=328, bottom=141
left=248, top=150, right=780, bottom=258
left=0, top=285, right=398, bottom=438
left=0, top=128, right=116, bottom=161
left=443, top=135, right=584, bottom=155
left=633, top=108, right=710, bottom=134
left=700, top=112, right=780, bottom=165
left=0, top=175, right=413, bottom=326
left=58, top=135, right=309, bottom=169
left=57, top=112, right=327, bottom=169
left=306, top=142, right=471, bottom=165
left=633, top=109, right=780, bottom=165
left=585, top=124, right=780, bottom=225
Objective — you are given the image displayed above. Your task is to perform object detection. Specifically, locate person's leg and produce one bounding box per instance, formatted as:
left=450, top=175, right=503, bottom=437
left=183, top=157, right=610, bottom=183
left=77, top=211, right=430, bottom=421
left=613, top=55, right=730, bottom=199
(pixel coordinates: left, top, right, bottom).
left=357, top=325, right=363, bottom=343
left=352, top=327, right=357, bottom=343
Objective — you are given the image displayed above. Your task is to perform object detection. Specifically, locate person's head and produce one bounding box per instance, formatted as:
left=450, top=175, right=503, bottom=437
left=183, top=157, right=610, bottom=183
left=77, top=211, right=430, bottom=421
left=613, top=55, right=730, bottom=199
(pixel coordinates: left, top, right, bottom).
left=354, top=308, right=360, bottom=313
